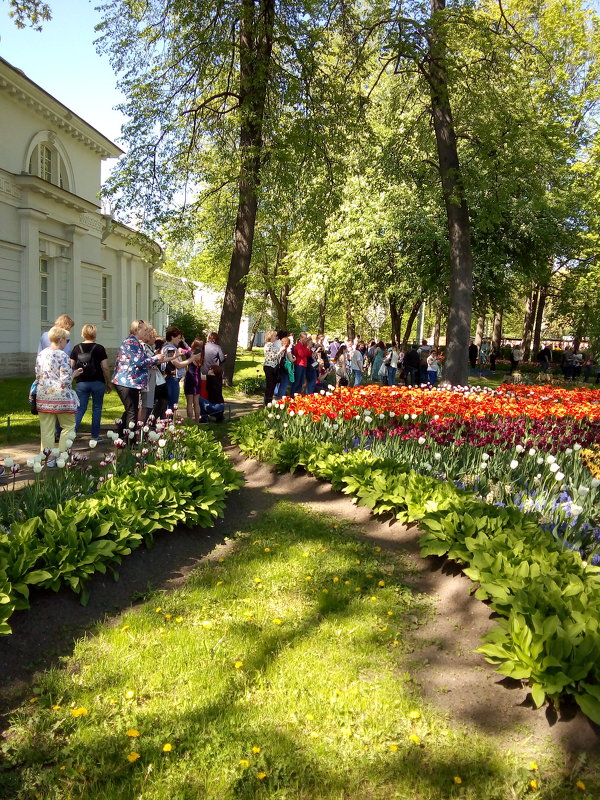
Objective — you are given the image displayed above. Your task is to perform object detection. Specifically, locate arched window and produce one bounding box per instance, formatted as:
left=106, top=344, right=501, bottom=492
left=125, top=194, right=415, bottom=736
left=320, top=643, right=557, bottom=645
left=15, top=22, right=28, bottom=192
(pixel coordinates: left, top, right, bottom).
left=24, top=131, right=74, bottom=192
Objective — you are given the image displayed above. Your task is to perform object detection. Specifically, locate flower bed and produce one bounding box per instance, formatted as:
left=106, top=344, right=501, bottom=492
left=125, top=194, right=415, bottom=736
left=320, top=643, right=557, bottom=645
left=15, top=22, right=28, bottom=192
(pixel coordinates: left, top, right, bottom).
left=0, top=425, right=243, bottom=635
left=231, top=384, right=600, bottom=722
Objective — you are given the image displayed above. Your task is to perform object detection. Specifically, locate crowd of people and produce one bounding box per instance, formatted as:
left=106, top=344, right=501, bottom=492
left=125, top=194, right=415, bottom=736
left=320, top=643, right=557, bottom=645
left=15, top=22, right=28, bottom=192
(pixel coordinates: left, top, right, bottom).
left=261, top=331, right=442, bottom=404
left=32, top=315, right=226, bottom=465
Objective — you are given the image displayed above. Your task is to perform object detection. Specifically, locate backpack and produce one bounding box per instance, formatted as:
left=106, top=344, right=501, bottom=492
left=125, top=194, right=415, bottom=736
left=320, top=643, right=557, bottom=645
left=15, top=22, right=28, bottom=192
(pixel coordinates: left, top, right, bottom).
left=419, top=348, right=430, bottom=367
left=75, top=344, right=98, bottom=375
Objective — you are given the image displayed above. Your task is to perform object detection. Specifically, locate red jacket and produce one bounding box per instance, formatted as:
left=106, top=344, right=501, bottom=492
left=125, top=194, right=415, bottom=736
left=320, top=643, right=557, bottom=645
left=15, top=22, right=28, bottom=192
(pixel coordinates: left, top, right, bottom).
left=293, top=341, right=312, bottom=368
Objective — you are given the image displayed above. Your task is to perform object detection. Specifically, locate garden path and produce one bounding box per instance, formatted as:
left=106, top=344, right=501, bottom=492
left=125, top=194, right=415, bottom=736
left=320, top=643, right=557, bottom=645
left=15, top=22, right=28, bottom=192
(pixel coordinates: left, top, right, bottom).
left=0, top=408, right=598, bottom=765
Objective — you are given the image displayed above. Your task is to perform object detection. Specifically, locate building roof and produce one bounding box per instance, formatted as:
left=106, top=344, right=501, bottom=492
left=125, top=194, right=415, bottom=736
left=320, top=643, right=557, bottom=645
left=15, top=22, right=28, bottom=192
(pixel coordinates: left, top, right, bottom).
left=0, top=56, right=123, bottom=159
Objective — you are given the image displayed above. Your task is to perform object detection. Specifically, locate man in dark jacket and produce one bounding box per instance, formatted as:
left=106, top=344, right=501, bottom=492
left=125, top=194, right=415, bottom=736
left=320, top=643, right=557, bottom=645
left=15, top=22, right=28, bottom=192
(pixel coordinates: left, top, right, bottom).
left=403, top=345, right=420, bottom=386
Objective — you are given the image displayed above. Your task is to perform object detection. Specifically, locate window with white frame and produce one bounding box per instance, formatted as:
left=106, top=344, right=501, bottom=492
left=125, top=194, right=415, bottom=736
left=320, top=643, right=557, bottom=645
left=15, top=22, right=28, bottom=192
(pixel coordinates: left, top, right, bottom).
left=29, top=140, right=70, bottom=191
left=40, top=256, right=50, bottom=323
left=102, top=274, right=111, bottom=322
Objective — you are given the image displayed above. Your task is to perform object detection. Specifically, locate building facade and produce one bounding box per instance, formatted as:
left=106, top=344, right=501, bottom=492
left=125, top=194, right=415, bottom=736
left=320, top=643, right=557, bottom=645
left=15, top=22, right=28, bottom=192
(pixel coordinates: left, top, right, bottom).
left=0, top=56, right=161, bottom=373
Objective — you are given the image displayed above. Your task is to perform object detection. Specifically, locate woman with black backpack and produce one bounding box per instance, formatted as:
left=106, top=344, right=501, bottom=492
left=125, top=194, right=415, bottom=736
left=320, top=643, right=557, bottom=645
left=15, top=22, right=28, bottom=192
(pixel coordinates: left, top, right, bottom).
left=70, top=324, right=111, bottom=443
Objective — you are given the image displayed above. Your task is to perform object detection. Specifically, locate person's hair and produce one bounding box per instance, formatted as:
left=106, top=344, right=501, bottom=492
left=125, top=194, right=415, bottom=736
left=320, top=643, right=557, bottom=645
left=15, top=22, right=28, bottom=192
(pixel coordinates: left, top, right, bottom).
left=422, top=339, right=427, bottom=345
left=130, top=319, right=147, bottom=335
left=265, top=329, right=277, bottom=342
left=378, top=340, right=385, bottom=350
left=165, top=326, right=183, bottom=341
left=48, top=325, right=70, bottom=344
left=208, top=331, right=220, bottom=344
left=155, top=338, right=165, bottom=350
left=277, top=330, right=287, bottom=339
left=81, top=324, right=97, bottom=341
left=55, top=314, right=74, bottom=330
left=190, top=338, right=205, bottom=361
left=334, top=344, right=347, bottom=361
left=280, top=336, right=290, bottom=348
left=210, top=363, right=222, bottom=377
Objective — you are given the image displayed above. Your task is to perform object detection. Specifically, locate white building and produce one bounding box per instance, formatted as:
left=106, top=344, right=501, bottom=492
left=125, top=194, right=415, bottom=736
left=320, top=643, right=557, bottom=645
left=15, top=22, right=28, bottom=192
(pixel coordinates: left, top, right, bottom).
left=0, top=56, right=162, bottom=373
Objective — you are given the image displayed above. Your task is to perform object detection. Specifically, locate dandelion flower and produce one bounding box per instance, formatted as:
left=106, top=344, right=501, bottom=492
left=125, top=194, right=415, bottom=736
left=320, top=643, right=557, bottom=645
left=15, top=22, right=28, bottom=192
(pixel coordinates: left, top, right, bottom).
left=29, top=697, right=39, bottom=704
left=305, top=713, right=314, bottom=720
left=239, top=759, right=250, bottom=768
left=70, top=707, right=88, bottom=717
left=162, top=743, right=172, bottom=752
left=454, top=776, right=462, bottom=785
left=52, top=705, right=61, bottom=711
left=164, top=613, right=172, bottom=620
left=389, top=744, right=399, bottom=751
left=273, top=618, right=282, bottom=625
left=408, top=734, right=420, bottom=744
left=251, top=746, right=261, bottom=754
left=309, top=731, right=320, bottom=738
left=378, top=580, right=385, bottom=587
left=576, top=780, right=586, bottom=790
left=126, top=729, right=140, bottom=737
left=387, top=611, right=393, bottom=616
left=305, top=575, right=312, bottom=581
left=257, top=772, right=267, bottom=780
left=127, top=752, right=140, bottom=762
left=202, top=621, right=213, bottom=629
left=155, top=607, right=162, bottom=613
left=333, top=577, right=339, bottom=583
left=175, top=617, right=183, bottom=623
left=529, top=762, right=538, bottom=771
left=218, top=558, right=225, bottom=563
left=254, top=578, right=261, bottom=584
left=125, top=690, right=135, bottom=699
left=530, top=778, right=538, bottom=789
left=408, top=710, right=421, bottom=720
left=216, top=580, right=223, bottom=586
left=235, top=661, right=244, bottom=669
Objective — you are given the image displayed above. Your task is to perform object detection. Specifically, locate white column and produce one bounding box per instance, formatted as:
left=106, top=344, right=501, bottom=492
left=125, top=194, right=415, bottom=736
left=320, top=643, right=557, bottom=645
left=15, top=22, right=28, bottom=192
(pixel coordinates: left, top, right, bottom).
left=65, top=224, right=86, bottom=327
left=17, top=207, right=47, bottom=353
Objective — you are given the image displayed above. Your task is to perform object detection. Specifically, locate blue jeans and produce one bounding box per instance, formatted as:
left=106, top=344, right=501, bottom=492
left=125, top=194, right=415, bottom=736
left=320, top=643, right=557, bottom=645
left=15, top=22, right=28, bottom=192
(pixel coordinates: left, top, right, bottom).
left=387, top=366, right=397, bottom=385
left=427, top=370, right=438, bottom=386
left=305, top=364, right=317, bottom=395
left=75, top=380, right=106, bottom=438
left=275, top=373, right=290, bottom=398
left=352, top=369, right=362, bottom=386
left=165, top=376, right=181, bottom=410
left=292, top=364, right=306, bottom=396
left=199, top=397, right=225, bottom=420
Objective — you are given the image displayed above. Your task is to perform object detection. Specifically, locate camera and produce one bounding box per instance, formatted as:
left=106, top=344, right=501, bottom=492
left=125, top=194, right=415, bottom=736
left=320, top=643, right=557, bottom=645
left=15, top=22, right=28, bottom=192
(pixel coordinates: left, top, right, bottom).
left=163, top=345, right=177, bottom=358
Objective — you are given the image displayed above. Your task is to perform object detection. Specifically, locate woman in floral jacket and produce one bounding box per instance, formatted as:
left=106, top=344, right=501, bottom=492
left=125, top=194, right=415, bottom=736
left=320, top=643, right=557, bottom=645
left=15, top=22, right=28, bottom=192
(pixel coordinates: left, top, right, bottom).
left=112, top=320, right=170, bottom=437
left=36, top=325, right=83, bottom=464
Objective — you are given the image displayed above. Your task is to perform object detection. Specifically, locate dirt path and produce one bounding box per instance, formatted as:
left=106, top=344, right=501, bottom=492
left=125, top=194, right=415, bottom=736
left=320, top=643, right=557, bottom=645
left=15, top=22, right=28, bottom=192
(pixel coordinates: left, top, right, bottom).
left=0, top=428, right=598, bottom=760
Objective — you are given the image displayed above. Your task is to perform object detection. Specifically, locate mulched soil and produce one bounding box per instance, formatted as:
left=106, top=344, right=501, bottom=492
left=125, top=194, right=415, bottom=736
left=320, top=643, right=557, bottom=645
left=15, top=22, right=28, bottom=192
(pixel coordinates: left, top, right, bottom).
left=1, top=400, right=598, bottom=762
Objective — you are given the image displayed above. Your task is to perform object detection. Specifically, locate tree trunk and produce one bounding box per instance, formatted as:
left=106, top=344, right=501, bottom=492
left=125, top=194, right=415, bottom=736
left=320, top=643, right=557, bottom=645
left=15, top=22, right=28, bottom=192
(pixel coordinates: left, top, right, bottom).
left=389, top=296, right=402, bottom=345
left=474, top=315, right=485, bottom=347
left=217, top=0, right=275, bottom=384
left=246, top=312, right=264, bottom=350
left=492, top=309, right=502, bottom=350
left=346, top=305, right=356, bottom=341
left=402, top=298, right=423, bottom=346
left=522, top=288, right=538, bottom=361
left=532, top=285, right=547, bottom=355
left=318, top=295, right=326, bottom=336
left=427, top=0, right=474, bottom=386
left=433, top=303, right=442, bottom=349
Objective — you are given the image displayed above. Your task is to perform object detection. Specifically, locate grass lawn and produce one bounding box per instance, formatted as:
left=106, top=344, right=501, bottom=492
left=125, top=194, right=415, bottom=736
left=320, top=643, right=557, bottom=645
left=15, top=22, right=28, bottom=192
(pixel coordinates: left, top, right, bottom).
left=1, top=502, right=592, bottom=800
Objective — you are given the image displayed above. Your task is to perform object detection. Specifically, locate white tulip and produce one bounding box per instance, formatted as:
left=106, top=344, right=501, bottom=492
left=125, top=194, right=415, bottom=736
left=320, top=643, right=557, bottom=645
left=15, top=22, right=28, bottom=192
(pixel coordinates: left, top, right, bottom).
left=51, top=448, right=61, bottom=456
left=288, top=411, right=295, bottom=417
left=482, top=452, right=490, bottom=462
left=528, top=448, right=536, bottom=456
left=591, top=478, right=600, bottom=488
left=510, top=460, right=519, bottom=469
left=33, top=463, right=43, bottom=474
left=89, top=440, right=98, bottom=448
left=577, top=486, right=590, bottom=496
left=570, top=503, right=584, bottom=517
left=433, top=452, right=441, bottom=461
left=418, top=437, right=426, bottom=445
left=128, top=422, right=135, bottom=429
left=549, top=463, right=560, bottom=473
left=546, top=454, right=556, bottom=464
left=555, top=471, right=565, bottom=482
left=364, top=416, right=373, bottom=423
left=26, top=458, right=34, bottom=467
left=515, top=445, right=524, bottom=454
left=536, top=457, right=544, bottom=465
left=56, top=460, right=66, bottom=469
left=565, top=447, right=573, bottom=456
left=158, top=439, right=167, bottom=448
left=4, top=458, right=13, bottom=468
left=480, top=462, right=487, bottom=471
left=573, top=443, right=582, bottom=451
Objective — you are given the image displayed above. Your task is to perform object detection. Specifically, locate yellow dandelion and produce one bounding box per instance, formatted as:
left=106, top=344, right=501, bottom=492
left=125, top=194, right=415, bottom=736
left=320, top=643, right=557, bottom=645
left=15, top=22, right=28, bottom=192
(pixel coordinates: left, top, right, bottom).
left=408, top=734, right=420, bottom=744
left=257, top=772, right=267, bottom=780
left=202, top=621, right=213, bottom=629
left=126, top=729, right=140, bottom=738
left=125, top=690, right=135, bottom=699
left=218, top=558, right=225, bottom=563
left=374, top=546, right=381, bottom=552
left=164, top=613, right=172, bottom=620
left=387, top=611, right=393, bottom=616
left=52, top=705, right=61, bottom=711
left=252, top=540, right=260, bottom=545
left=392, top=640, right=399, bottom=646
left=378, top=580, right=385, bottom=587
left=239, top=759, right=250, bottom=768
left=59, top=765, right=66, bottom=770
left=305, top=713, right=314, bottom=720
left=355, top=587, right=361, bottom=592
left=576, top=781, right=586, bottom=791
left=454, top=776, right=462, bottom=785
left=305, top=575, right=312, bottom=581
left=127, top=752, right=140, bottom=762
left=254, top=578, right=262, bottom=584
left=251, top=746, right=261, bottom=754
left=529, top=762, right=538, bottom=771
left=370, top=596, right=377, bottom=601
left=389, top=744, right=399, bottom=751
left=273, top=618, right=282, bottom=625
left=216, top=581, right=223, bottom=586
left=322, top=589, right=329, bottom=594
left=333, top=577, right=339, bottom=583
left=175, top=617, right=183, bottom=623
left=344, top=580, right=350, bottom=585
left=367, top=574, right=373, bottom=578
left=340, top=727, right=352, bottom=737
left=408, top=710, right=421, bottom=720
left=29, top=697, right=39, bottom=704
left=70, top=707, right=88, bottom=717
left=309, top=731, right=320, bottom=738
left=530, top=779, right=538, bottom=789
left=155, top=607, right=162, bottom=612
left=264, top=547, right=271, bottom=552
left=302, top=552, right=309, bottom=557
left=162, top=743, right=172, bottom=752
left=380, top=626, right=388, bottom=632
left=235, top=661, right=244, bottom=669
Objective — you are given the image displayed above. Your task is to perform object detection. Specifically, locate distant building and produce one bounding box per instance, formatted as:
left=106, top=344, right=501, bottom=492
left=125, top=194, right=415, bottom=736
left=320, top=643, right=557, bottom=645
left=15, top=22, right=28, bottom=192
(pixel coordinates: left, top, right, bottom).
left=0, top=56, right=161, bottom=373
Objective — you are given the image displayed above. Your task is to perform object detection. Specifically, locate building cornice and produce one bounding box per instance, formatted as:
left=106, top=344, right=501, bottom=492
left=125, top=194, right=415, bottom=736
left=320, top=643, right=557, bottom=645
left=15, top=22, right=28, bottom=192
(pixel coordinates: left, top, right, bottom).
left=14, top=173, right=100, bottom=214
left=0, top=57, right=122, bottom=160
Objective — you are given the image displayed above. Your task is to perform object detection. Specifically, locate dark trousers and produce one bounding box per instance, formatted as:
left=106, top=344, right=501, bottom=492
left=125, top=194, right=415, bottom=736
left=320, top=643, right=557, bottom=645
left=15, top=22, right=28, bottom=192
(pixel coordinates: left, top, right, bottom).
left=292, top=364, right=306, bottom=396
left=264, top=365, right=278, bottom=405
left=115, top=385, right=140, bottom=438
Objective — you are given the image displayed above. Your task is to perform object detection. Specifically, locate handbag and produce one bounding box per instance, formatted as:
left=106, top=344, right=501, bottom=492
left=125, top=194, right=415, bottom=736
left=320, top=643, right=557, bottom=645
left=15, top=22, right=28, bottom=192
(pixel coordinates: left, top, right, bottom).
left=29, top=380, right=38, bottom=415
left=378, top=361, right=388, bottom=378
